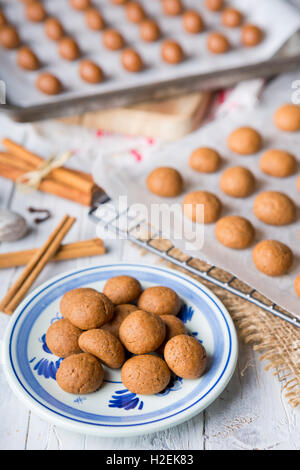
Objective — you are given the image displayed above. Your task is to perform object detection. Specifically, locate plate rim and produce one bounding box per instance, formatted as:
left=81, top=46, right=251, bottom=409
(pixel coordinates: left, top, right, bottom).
left=3, top=262, right=238, bottom=437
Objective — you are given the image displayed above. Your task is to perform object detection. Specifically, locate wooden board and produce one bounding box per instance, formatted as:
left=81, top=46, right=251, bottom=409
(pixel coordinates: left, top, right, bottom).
left=60, top=91, right=211, bottom=141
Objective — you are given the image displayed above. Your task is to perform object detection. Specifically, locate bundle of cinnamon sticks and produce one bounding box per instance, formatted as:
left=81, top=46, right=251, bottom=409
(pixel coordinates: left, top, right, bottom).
left=0, top=139, right=101, bottom=206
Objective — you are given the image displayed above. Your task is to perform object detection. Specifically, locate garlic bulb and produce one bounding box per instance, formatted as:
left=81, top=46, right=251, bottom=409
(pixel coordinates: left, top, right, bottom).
left=0, top=209, right=28, bottom=242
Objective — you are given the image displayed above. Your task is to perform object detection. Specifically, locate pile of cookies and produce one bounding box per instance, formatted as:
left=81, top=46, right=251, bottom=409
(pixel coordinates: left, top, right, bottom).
left=146, top=103, right=300, bottom=297
left=46, top=275, right=207, bottom=395
left=0, top=0, right=263, bottom=95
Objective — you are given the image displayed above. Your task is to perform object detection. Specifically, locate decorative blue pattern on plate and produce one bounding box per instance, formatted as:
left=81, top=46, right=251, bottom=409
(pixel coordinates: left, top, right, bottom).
left=158, top=375, right=183, bottom=396
left=109, top=389, right=144, bottom=411
left=178, top=304, right=194, bottom=323
left=3, top=263, right=238, bottom=437
left=30, top=316, right=63, bottom=380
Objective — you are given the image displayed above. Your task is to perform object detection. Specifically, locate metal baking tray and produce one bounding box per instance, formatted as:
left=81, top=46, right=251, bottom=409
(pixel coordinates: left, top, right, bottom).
left=0, top=0, right=300, bottom=122
left=1, top=54, right=300, bottom=123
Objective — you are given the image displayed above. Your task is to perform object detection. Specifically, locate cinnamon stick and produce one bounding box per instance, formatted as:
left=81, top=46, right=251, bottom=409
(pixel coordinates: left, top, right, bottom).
left=0, top=215, right=76, bottom=315
left=0, top=239, right=105, bottom=269
left=0, top=162, right=94, bottom=206
left=0, top=152, right=33, bottom=171
left=2, top=138, right=95, bottom=194
left=0, top=151, right=94, bottom=183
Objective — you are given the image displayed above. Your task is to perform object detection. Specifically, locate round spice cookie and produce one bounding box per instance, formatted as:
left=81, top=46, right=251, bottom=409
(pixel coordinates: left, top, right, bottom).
left=36, top=73, right=62, bottom=95
left=207, top=32, right=230, bottom=54
left=182, top=191, right=222, bottom=224
left=146, top=167, right=183, bottom=197
left=204, top=0, right=224, bottom=11
left=121, top=48, right=143, bottom=72
left=221, top=8, right=243, bottom=28
left=161, top=40, right=184, bottom=64
left=46, top=318, right=82, bottom=358
left=164, top=335, right=207, bottom=379
left=79, top=59, right=103, bottom=84
left=69, top=0, right=91, bottom=10
left=253, top=191, right=296, bottom=226
left=58, top=37, right=80, bottom=61
left=259, top=149, right=296, bottom=178
left=252, top=240, right=293, bottom=276
left=215, top=215, right=255, bottom=250
left=103, top=275, right=142, bottom=305
left=294, top=275, right=300, bottom=298
left=102, top=29, right=124, bottom=50
left=121, top=355, right=171, bottom=395
left=102, top=304, right=138, bottom=338
left=79, top=329, right=125, bottom=369
left=157, top=315, right=186, bottom=354
left=85, top=8, right=105, bottom=30
left=219, top=166, right=255, bottom=198
left=0, top=25, right=20, bottom=49
left=60, top=288, right=114, bottom=329
left=119, top=310, right=166, bottom=354
left=140, top=19, right=160, bottom=42
left=274, top=104, right=300, bottom=132
left=162, top=0, right=183, bottom=16
left=56, top=353, right=104, bottom=394
left=25, top=1, right=47, bottom=22
left=189, top=147, right=221, bottom=173
left=44, top=17, right=64, bottom=41
left=138, top=286, right=181, bottom=316
left=125, top=2, right=145, bottom=23
left=241, top=24, right=263, bottom=47
left=0, top=11, right=7, bottom=27
left=227, top=127, right=262, bottom=155
left=182, top=10, right=204, bottom=34
left=17, top=46, right=40, bottom=71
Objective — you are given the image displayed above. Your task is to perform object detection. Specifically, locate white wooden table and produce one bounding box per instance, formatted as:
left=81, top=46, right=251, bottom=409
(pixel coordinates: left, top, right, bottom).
left=0, top=120, right=299, bottom=450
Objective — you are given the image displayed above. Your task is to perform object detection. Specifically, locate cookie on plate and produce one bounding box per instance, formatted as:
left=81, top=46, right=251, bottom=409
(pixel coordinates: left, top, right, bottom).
left=121, top=355, right=171, bottom=394
left=157, top=315, right=186, bottom=354
left=79, top=329, right=125, bottom=368
left=164, top=335, right=207, bottom=379
left=102, top=304, right=138, bottom=338
left=46, top=318, right=82, bottom=358
left=103, top=275, right=142, bottom=305
left=119, top=309, right=166, bottom=354
left=60, top=288, right=114, bottom=330
left=56, top=353, right=104, bottom=394
left=138, top=286, right=181, bottom=316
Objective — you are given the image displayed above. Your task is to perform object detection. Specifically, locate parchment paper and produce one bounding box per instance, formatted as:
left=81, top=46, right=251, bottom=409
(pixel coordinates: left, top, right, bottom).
left=0, top=0, right=299, bottom=107
left=93, top=70, right=300, bottom=318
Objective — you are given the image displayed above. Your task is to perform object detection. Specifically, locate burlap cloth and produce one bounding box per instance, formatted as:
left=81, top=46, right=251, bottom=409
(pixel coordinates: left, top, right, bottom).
left=139, top=238, right=300, bottom=408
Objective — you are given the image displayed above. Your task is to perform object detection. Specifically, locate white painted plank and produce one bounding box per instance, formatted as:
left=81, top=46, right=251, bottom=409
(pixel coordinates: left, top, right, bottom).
left=0, top=367, right=29, bottom=450
left=204, top=341, right=300, bottom=450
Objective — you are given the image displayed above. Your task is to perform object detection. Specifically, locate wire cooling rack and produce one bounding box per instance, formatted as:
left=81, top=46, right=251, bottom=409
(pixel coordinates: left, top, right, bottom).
left=89, top=199, right=300, bottom=328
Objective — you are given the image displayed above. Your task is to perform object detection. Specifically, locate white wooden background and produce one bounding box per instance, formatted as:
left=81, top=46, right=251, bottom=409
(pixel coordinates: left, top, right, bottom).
left=0, top=121, right=299, bottom=450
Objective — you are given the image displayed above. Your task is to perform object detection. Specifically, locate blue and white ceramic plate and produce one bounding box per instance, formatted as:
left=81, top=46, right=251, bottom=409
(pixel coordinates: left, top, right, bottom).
left=3, top=263, right=238, bottom=437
